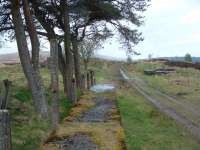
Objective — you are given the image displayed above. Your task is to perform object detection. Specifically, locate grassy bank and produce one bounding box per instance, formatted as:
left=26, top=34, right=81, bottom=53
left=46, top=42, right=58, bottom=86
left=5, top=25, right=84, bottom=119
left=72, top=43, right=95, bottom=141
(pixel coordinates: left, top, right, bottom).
left=117, top=86, right=200, bottom=150
left=0, top=65, right=72, bottom=150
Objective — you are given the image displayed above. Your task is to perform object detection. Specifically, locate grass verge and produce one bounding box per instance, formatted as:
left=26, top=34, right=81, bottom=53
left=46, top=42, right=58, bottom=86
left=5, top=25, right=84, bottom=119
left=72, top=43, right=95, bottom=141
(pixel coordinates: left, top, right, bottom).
left=117, top=86, right=200, bottom=150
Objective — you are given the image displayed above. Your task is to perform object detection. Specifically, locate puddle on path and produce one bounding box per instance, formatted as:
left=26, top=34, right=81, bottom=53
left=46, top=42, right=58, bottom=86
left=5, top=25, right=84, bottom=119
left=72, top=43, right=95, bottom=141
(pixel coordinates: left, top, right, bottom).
left=90, top=84, right=115, bottom=93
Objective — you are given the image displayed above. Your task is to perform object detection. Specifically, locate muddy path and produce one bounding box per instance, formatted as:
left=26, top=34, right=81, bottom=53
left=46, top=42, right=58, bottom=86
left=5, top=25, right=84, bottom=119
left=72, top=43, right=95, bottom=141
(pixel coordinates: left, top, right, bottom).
left=120, top=68, right=200, bottom=141
left=76, top=96, right=116, bottom=122
left=42, top=91, right=126, bottom=150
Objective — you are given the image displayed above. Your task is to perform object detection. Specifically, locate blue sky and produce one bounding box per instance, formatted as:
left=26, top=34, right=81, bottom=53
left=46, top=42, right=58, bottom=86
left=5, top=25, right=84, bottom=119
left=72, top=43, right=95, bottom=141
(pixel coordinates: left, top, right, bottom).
left=1, top=0, right=200, bottom=60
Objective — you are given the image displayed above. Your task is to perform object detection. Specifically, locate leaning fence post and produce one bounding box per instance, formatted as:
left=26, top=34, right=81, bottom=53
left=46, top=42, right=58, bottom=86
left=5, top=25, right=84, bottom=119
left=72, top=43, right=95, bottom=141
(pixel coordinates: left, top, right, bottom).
left=0, top=110, right=12, bottom=150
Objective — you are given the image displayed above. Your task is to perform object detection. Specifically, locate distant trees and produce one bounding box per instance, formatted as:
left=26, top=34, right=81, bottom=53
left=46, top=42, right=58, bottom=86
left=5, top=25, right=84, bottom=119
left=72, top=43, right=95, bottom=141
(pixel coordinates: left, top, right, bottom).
left=80, top=38, right=103, bottom=73
left=127, top=55, right=133, bottom=64
left=185, top=53, right=192, bottom=62
left=148, top=54, right=153, bottom=60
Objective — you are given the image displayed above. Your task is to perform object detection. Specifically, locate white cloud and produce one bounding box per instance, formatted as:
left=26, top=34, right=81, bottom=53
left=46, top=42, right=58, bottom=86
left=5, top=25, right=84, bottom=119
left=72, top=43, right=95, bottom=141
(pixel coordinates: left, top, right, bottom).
left=182, top=9, right=200, bottom=24
left=151, top=0, right=182, bottom=10
left=173, top=32, right=200, bottom=45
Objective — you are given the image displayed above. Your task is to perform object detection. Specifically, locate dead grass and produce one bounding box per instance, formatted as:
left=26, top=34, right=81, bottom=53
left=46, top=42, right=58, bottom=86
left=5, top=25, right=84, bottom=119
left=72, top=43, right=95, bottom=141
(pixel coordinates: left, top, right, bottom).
left=42, top=122, right=125, bottom=150
left=0, top=63, right=7, bottom=68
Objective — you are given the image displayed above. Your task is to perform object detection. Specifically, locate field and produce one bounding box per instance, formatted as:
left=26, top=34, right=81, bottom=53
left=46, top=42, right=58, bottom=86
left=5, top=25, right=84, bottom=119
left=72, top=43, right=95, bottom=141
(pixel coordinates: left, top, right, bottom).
left=1, top=59, right=200, bottom=149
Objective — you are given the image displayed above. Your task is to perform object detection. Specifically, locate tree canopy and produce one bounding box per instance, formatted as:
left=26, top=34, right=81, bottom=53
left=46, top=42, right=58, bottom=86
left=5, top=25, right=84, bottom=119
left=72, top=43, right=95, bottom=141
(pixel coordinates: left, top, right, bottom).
left=0, top=0, right=149, bottom=52
left=185, top=53, right=192, bottom=62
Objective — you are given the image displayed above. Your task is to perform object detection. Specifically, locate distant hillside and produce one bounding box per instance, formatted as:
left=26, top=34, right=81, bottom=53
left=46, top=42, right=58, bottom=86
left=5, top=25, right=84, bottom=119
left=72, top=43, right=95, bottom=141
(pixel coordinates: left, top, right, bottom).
left=159, top=57, right=200, bottom=63
left=0, top=51, right=49, bottom=64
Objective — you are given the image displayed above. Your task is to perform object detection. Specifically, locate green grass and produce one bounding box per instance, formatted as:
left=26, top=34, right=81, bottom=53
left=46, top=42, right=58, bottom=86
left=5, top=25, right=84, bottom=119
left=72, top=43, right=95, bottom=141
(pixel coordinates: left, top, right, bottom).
left=117, top=87, right=200, bottom=150
left=0, top=64, right=73, bottom=150
left=14, top=88, right=32, bottom=102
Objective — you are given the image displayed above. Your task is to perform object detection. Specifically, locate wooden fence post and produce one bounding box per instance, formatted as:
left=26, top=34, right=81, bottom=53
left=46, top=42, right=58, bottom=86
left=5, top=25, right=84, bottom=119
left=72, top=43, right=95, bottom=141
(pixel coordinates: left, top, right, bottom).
left=93, top=71, right=96, bottom=85
left=87, top=72, right=90, bottom=89
left=0, top=80, right=11, bottom=110
left=94, top=77, right=96, bottom=85
left=0, top=110, right=12, bottom=150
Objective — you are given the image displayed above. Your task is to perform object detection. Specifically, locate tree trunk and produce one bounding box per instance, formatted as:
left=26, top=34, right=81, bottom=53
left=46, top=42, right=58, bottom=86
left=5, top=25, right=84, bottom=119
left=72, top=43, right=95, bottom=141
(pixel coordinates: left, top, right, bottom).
left=84, top=60, right=88, bottom=73
left=58, top=44, right=68, bottom=96
left=84, top=61, right=90, bottom=89
left=22, top=0, right=40, bottom=71
left=11, top=0, right=48, bottom=118
left=63, top=0, right=76, bottom=104
left=0, top=110, right=12, bottom=150
left=31, top=0, right=68, bottom=100
left=31, top=1, right=70, bottom=104
left=72, top=39, right=81, bottom=89
left=49, top=39, right=59, bottom=129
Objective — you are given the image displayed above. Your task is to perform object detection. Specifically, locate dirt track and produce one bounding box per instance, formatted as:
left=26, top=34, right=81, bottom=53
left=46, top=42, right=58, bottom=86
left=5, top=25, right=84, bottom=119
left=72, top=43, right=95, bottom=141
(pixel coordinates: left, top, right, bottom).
left=120, top=68, right=200, bottom=141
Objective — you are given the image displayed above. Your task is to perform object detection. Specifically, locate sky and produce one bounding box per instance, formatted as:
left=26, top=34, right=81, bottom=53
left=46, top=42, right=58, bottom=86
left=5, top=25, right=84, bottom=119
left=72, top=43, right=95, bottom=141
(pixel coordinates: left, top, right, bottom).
left=1, top=0, right=200, bottom=60
left=97, top=0, right=200, bottom=60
